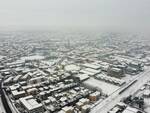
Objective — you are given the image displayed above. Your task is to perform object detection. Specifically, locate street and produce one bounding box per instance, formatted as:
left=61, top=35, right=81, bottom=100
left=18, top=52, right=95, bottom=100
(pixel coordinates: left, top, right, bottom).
left=90, top=67, right=150, bottom=113
left=0, top=95, right=6, bottom=113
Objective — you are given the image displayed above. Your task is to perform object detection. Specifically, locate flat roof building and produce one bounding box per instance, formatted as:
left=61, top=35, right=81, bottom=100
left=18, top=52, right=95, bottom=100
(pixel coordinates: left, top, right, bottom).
left=122, top=106, right=142, bottom=113
left=82, top=63, right=101, bottom=70
left=12, top=90, right=26, bottom=99
left=19, top=95, right=44, bottom=113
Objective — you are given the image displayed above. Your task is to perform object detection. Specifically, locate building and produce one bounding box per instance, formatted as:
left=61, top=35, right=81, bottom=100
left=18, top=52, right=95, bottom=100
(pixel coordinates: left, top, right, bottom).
left=143, top=89, right=150, bottom=98
left=122, top=106, right=143, bottom=113
left=76, top=101, right=84, bottom=109
left=19, top=95, right=44, bottom=113
left=12, top=90, right=26, bottom=99
left=82, top=63, right=101, bottom=70
left=76, top=98, right=90, bottom=109
left=107, top=67, right=124, bottom=78
left=129, top=62, right=143, bottom=71
left=74, top=74, right=89, bottom=82
left=81, top=105, right=90, bottom=113
left=89, top=91, right=100, bottom=101
left=29, top=76, right=47, bottom=84
left=62, top=106, right=74, bottom=113
left=13, top=75, right=23, bottom=82
left=21, top=73, right=32, bottom=81
left=64, top=64, right=80, bottom=73
left=79, top=98, right=90, bottom=105
left=80, top=68, right=101, bottom=76
left=27, top=88, right=38, bottom=95
left=126, top=66, right=139, bottom=75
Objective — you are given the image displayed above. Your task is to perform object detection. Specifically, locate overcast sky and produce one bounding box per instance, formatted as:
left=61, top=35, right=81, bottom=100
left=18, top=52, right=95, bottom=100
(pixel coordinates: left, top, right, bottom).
left=0, top=0, right=150, bottom=32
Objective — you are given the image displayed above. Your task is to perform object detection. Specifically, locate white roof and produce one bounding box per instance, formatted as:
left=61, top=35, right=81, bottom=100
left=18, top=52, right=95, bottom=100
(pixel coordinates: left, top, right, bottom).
left=74, top=74, right=89, bottom=81
left=109, top=106, right=120, bottom=113
left=12, top=90, right=25, bottom=96
left=27, top=88, right=38, bottom=92
left=4, top=76, right=13, bottom=83
left=80, top=70, right=95, bottom=76
left=82, top=63, right=101, bottom=69
left=19, top=95, right=42, bottom=111
left=122, top=106, right=139, bottom=113
left=9, top=84, right=20, bottom=90
left=143, top=89, right=150, bottom=96
left=82, top=105, right=90, bottom=110
left=58, top=110, right=65, bottom=113
left=13, top=75, right=22, bottom=81
left=64, top=64, right=80, bottom=71
left=62, top=106, right=73, bottom=111
left=84, top=68, right=101, bottom=74
left=21, top=55, right=44, bottom=61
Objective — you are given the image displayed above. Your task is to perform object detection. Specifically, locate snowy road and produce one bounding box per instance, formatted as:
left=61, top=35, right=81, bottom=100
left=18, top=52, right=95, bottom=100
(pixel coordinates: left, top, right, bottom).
left=0, top=95, right=6, bottom=113
left=90, top=67, right=150, bottom=113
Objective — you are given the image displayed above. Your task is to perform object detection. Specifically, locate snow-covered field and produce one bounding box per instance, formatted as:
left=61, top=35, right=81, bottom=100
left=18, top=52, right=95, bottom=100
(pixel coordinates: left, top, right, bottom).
left=83, top=77, right=120, bottom=95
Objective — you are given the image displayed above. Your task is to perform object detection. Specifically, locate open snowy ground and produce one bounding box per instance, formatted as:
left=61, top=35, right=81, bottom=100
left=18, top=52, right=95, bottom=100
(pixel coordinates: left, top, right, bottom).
left=83, top=77, right=120, bottom=95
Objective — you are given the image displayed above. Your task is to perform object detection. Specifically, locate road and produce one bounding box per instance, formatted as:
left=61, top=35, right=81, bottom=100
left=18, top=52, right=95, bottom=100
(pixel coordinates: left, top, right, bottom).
left=90, top=67, right=150, bottom=113
left=0, top=95, right=6, bottom=113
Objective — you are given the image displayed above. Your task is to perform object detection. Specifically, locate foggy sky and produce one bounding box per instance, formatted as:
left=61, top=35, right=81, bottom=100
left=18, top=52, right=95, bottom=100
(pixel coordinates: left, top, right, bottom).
left=0, top=0, right=150, bottom=32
